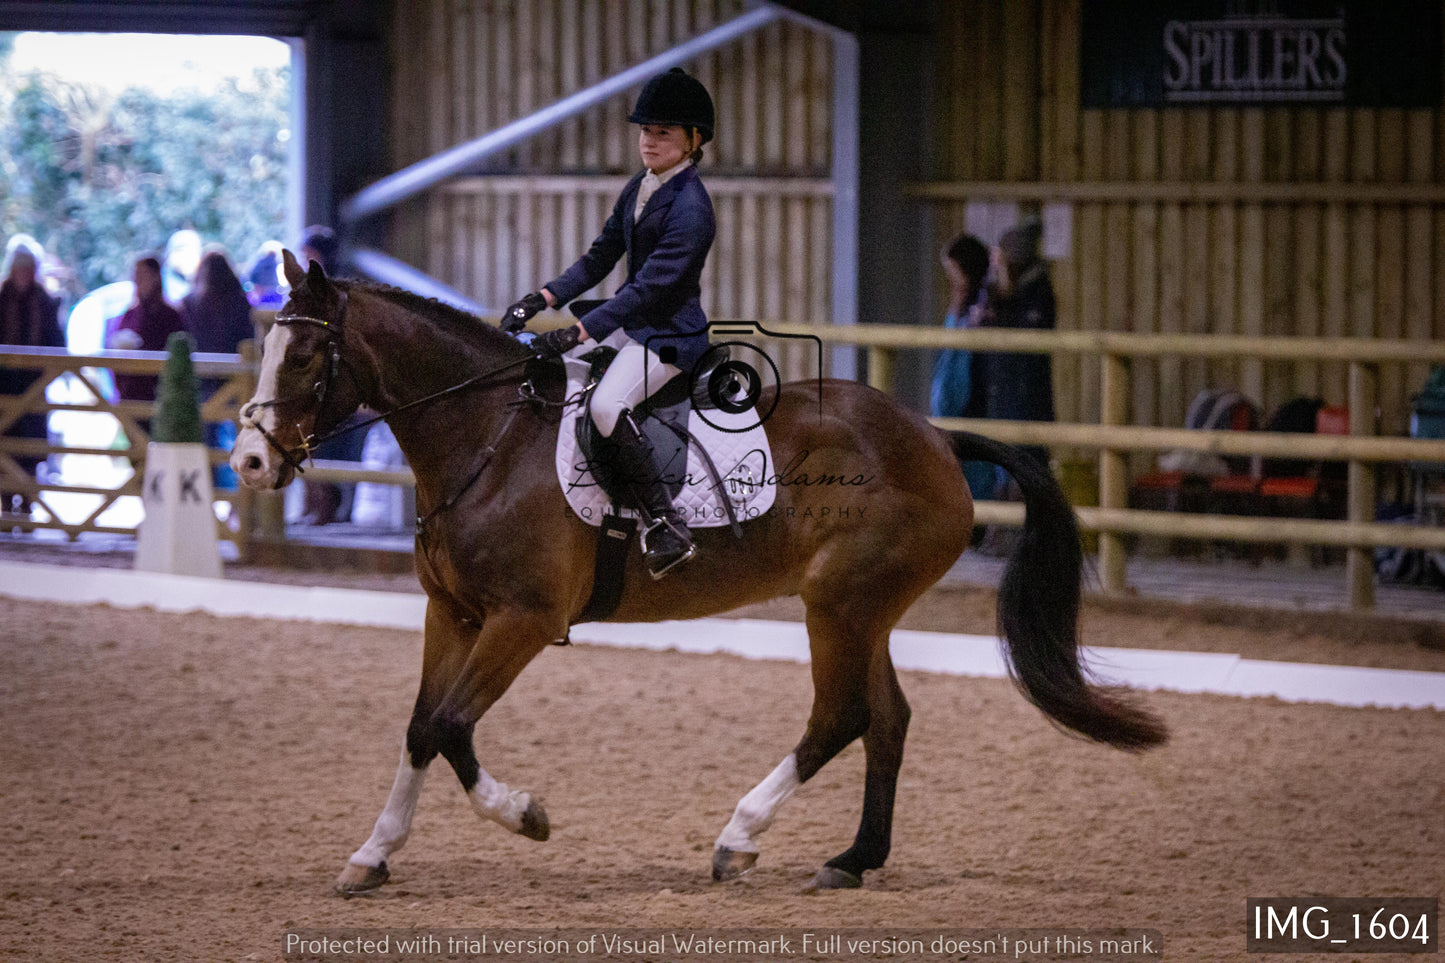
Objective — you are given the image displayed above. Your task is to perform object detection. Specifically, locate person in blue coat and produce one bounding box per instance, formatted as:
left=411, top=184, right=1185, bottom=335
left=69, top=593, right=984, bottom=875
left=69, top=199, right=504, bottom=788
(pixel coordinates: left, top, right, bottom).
left=930, top=231, right=997, bottom=501
left=505, top=67, right=716, bottom=579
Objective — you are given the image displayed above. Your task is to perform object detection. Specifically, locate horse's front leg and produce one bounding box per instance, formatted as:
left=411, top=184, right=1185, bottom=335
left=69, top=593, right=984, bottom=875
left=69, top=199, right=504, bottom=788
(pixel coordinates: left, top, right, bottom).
left=427, top=606, right=555, bottom=840
left=335, top=597, right=481, bottom=894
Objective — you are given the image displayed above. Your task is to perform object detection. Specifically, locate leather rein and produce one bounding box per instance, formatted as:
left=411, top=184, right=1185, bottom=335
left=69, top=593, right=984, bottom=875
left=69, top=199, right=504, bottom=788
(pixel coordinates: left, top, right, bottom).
left=239, top=294, right=538, bottom=508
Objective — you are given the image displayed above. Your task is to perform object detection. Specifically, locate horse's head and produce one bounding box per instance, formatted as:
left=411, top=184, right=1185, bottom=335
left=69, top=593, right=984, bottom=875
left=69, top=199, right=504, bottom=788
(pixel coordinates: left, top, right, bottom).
left=230, top=249, right=363, bottom=490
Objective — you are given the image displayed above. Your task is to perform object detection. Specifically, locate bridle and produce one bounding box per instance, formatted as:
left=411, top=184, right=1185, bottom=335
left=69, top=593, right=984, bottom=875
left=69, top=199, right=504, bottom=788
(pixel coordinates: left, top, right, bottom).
left=239, top=290, right=538, bottom=482
left=238, top=292, right=353, bottom=478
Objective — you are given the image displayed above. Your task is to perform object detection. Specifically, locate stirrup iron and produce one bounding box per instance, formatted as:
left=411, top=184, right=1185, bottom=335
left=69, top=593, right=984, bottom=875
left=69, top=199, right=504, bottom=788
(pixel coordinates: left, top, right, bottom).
left=640, top=515, right=696, bottom=579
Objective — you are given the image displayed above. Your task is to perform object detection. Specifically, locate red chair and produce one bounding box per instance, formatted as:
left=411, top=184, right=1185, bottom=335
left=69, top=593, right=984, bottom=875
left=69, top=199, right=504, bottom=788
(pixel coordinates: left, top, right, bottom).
left=1129, top=470, right=1207, bottom=513
left=1137, top=390, right=1262, bottom=556
left=1259, top=406, right=1348, bottom=516
left=1258, top=406, right=1349, bottom=564
left=1208, top=472, right=1262, bottom=513
left=1205, top=398, right=1268, bottom=515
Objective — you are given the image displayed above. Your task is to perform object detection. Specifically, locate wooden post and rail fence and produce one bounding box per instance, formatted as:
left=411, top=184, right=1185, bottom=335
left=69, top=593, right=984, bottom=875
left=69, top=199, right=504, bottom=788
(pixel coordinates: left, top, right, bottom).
left=763, top=321, right=1445, bottom=611
left=4, top=324, right=1445, bottom=610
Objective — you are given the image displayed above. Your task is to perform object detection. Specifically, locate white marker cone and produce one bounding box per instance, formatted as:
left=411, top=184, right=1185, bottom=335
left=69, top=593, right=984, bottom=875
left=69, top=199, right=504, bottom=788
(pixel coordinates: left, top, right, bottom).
left=135, top=442, right=222, bottom=578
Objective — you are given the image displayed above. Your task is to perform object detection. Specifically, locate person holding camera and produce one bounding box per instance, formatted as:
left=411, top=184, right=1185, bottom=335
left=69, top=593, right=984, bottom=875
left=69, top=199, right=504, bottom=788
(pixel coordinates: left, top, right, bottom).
left=503, top=67, right=716, bottom=579
left=931, top=232, right=998, bottom=502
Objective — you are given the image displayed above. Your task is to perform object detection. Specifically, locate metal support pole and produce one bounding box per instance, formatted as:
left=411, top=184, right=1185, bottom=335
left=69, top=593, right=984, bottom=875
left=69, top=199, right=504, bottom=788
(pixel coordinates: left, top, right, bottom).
left=1098, top=352, right=1130, bottom=593
left=830, top=28, right=860, bottom=381
left=1347, top=362, right=1378, bottom=610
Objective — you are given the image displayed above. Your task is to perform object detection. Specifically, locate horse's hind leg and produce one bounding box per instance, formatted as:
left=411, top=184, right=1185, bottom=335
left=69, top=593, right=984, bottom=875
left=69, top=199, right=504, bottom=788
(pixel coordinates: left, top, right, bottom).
left=711, top=606, right=876, bottom=883
left=810, top=650, right=909, bottom=891
left=335, top=597, right=477, bottom=894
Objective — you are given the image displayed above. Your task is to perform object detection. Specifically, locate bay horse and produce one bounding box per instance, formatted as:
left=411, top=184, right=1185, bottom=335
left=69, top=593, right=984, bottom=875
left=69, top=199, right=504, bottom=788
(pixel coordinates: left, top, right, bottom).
left=231, top=252, right=1167, bottom=895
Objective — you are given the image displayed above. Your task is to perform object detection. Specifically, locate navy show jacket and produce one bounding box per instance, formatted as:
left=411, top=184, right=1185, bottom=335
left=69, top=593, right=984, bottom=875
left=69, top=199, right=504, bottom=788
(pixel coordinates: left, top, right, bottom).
left=545, top=164, right=715, bottom=371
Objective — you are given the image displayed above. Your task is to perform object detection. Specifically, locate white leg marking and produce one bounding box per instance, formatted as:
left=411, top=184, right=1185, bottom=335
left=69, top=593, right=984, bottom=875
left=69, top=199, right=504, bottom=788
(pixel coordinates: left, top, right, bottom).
left=715, top=754, right=801, bottom=854
left=467, top=767, right=534, bottom=832
left=349, top=747, right=428, bottom=868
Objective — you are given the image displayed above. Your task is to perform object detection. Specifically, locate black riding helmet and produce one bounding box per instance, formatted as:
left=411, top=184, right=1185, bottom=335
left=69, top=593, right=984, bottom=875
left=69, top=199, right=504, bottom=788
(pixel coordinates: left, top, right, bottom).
left=628, top=67, right=715, bottom=145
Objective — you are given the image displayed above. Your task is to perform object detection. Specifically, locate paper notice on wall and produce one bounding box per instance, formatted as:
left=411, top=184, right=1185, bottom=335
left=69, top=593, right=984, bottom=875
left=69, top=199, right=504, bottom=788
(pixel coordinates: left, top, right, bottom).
left=1043, top=202, right=1072, bottom=260
left=964, top=201, right=1019, bottom=246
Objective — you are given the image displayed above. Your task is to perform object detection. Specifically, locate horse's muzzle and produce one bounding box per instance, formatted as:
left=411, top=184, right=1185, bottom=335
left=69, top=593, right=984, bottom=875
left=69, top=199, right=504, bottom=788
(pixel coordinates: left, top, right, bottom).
left=230, top=428, right=293, bottom=491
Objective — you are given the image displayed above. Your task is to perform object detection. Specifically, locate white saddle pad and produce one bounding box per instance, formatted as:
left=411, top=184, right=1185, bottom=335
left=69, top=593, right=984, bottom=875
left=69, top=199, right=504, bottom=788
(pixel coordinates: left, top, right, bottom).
left=554, top=352, right=777, bottom=527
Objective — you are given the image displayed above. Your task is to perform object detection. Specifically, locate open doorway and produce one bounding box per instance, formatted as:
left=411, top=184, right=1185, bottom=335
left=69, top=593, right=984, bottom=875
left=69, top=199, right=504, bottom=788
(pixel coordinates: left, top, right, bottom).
left=0, top=30, right=295, bottom=534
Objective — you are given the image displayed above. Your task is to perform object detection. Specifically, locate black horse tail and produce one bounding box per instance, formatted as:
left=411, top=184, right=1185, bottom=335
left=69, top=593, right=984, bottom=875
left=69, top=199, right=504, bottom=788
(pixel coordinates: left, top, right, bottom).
left=949, top=431, right=1168, bottom=751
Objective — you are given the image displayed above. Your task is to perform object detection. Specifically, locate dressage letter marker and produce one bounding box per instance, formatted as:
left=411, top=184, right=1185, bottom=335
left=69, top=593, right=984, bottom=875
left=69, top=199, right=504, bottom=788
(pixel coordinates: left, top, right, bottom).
left=136, top=443, right=221, bottom=579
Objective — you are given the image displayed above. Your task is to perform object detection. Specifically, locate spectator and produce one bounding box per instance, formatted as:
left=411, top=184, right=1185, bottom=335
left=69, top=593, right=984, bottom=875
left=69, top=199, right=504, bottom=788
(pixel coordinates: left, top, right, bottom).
left=163, top=229, right=203, bottom=303
left=181, top=250, right=254, bottom=489
left=980, top=218, right=1055, bottom=441
left=109, top=255, right=186, bottom=407
left=931, top=231, right=997, bottom=502
left=244, top=243, right=286, bottom=310
left=295, top=225, right=363, bottom=525
left=1, top=235, right=65, bottom=519
left=300, top=225, right=339, bottom=273
left=973, top=219, right=1055, bottom=553
left=931, top=232, right=989, bottom=418
left=181, top=250, right=253, bottom=355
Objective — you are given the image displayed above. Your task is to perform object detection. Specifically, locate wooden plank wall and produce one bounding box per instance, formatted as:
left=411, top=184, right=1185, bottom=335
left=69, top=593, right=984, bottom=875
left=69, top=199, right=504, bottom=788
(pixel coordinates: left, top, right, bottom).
left=387, top=0, right=834, bottom=381
left=932, top=0, right=1445, bottom=438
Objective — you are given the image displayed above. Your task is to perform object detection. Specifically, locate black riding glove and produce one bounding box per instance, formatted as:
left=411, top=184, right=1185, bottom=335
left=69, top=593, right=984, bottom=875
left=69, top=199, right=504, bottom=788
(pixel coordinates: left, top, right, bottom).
left=533, top=325, right=581, bottom=358
left=502, top=292, right=548, bottom=333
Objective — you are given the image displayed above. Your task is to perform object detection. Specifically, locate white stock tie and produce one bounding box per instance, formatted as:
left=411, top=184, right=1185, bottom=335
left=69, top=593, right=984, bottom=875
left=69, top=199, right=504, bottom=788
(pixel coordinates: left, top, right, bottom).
left=634, top=171, right=662, bottom=223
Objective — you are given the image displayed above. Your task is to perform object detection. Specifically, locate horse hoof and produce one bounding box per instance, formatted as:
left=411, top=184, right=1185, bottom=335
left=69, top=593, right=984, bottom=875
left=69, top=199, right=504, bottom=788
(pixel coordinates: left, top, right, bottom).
left=711, top=847, right=758, bottom=881
left=517, top=798, right=550, bottom=842
left=334, top=861, right=389, bottom=896
left=803, top=866, right=862, bottom=893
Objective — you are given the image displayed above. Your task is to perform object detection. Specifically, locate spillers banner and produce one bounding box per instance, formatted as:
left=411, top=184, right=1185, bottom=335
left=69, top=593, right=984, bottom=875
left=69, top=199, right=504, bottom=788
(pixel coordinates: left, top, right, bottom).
left=1080, top=0, right=1442, bottom=108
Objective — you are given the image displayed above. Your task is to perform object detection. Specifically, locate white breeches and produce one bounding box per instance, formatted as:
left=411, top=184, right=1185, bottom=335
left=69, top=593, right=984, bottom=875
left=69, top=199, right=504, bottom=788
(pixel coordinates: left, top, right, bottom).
left=587, top=330, right=682, bottom=437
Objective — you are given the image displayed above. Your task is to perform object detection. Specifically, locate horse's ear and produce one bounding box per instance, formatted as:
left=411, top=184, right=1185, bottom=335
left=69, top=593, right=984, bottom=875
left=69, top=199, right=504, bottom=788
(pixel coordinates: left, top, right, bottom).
left=282, top=248, right=306, bottom=289
left=304, top=257, right=342, bottom=306
left=306, top=258, right=328, bottom=287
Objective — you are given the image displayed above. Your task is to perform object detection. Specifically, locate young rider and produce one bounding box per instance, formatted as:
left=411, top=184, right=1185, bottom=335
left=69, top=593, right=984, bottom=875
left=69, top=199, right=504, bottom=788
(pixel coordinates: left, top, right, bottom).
left=505, top=67, right=715, bottom=579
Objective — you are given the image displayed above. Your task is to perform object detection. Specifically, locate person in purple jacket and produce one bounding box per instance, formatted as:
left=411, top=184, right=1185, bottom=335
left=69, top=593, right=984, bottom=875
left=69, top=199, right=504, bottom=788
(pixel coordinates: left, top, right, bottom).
left=109, top=255, right=186, bottom=406
left=504, top=67, right=716, bottom=578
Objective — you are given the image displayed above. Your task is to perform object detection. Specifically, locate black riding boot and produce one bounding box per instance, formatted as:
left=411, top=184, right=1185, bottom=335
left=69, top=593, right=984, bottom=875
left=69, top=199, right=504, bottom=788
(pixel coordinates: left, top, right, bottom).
left=609, top=414, right=695, bottom=579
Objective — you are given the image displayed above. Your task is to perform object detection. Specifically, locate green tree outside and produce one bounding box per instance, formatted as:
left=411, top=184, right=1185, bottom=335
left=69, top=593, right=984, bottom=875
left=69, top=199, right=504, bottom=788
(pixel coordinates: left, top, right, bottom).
left=0, top=49, right=289, bottom=298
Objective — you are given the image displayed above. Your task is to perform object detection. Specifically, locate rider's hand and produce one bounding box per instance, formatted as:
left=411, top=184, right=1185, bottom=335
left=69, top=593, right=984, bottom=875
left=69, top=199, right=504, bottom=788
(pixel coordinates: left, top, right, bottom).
left=502, top=292, right=548, bottom=333
left=533, top=325, right=581, bottom=358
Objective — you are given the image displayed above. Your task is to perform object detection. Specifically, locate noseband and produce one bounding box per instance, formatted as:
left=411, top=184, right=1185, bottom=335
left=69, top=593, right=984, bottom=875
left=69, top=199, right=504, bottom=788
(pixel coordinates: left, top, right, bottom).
left=239, top=292, right=350, bottom=477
